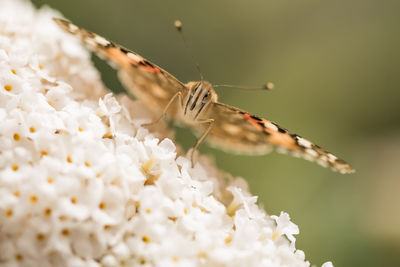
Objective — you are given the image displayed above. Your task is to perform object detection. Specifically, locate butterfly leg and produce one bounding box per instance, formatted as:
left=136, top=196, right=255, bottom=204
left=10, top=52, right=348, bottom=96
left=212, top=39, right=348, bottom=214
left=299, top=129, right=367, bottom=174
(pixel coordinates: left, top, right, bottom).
left=142, top=91, right=183, bottom=127
left=191, top=118, right=215, bottom=167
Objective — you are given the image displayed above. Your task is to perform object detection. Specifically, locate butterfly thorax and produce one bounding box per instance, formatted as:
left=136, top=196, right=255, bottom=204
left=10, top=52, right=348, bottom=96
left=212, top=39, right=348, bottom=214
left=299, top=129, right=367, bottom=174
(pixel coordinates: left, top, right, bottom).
left=180, top=81, right=217, bottom=124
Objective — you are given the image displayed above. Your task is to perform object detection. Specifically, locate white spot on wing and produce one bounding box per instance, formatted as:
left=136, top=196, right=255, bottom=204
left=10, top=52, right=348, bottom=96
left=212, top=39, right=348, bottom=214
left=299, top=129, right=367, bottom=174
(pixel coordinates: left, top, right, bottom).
left=223, top=124, right=242, bottom=135
left=305, top=148, right=319, bottom=158
left=265, top=121, right=278, bottom=131
left=327, top=153, right=337, bottom=162
left=127, top=52, right=143, bottom=62
left=302, top=154, right=315, bottom=162
left=94, top=35, right=110, bottom=46
left=68, top=23, right=78, bottom=32
left=316, top=159, right=329, bottom=168
left=84, top=37, right=97, bottom=48
left=297, top=137, right=312, bottom=148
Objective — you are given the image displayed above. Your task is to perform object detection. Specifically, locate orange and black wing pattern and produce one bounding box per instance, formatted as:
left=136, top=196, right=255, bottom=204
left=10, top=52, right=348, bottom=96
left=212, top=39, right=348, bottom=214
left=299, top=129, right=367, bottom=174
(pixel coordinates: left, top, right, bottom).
left=53, top=18, right=186, bottom=112
left=199, top=102, right=354, bottom=174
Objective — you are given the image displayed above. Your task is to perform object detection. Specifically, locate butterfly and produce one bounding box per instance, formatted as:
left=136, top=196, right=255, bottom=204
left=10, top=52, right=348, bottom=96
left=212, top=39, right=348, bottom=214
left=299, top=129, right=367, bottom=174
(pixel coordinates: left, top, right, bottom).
left=53, top=18, right=354, bottom=174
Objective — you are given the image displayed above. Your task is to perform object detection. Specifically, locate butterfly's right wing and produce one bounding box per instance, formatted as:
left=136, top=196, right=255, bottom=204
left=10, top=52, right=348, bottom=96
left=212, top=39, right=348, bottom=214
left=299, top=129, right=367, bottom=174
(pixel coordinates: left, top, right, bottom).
left=53, top=18, right=186, bottom=112
left=197, top=102, right=354, bottom=174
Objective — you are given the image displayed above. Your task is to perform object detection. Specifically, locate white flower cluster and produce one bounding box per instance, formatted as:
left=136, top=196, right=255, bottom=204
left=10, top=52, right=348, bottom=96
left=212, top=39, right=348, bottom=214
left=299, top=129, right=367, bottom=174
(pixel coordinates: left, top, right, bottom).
left=0, top=0, right=334, bottom=266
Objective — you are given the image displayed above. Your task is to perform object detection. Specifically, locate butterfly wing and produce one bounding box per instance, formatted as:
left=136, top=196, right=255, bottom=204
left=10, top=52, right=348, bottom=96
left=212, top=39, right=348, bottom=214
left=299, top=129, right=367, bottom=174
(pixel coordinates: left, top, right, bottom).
left=53, top=18, right=186, bottom=113
left=197, top=102, right=354, bottom=174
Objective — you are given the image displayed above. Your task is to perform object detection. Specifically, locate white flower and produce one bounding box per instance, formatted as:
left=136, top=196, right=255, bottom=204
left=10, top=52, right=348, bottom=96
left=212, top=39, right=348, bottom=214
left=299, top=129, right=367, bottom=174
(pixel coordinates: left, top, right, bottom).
left=0, top=0, right=334, bottom=266
left=271, top=212, right=300, bottom=250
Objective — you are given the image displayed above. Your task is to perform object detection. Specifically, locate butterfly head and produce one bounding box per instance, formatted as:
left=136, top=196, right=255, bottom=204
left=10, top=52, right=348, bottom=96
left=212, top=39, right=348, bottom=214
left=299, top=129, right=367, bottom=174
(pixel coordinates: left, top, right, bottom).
left=183, top=81, right=217, bottom=121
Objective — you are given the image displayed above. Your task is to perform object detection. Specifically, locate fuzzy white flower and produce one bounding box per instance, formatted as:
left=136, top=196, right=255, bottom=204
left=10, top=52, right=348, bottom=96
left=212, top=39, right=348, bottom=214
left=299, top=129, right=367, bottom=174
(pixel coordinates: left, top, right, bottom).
left=0, top=0, right=334, bottom=266
left=271, top=212, right=300, bottom=250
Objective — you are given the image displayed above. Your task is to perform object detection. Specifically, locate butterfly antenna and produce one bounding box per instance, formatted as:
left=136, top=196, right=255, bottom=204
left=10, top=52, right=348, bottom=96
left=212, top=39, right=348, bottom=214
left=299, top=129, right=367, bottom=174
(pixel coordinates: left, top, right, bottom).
left=213, top=82, right=275, bottom=91
left=174, top=20, right=204, bottom=81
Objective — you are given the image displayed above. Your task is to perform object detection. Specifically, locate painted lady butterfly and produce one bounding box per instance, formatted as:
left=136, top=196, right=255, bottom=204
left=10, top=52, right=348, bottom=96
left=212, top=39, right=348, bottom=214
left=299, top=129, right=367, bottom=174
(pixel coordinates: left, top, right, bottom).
left=53, top=18, right=354, bottom=174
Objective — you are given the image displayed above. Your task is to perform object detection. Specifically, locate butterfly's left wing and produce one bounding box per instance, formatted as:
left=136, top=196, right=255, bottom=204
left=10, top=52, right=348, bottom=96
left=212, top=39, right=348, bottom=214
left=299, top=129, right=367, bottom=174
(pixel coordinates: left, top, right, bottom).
left=197, top=102, right=354, bottom=173
left=53, top=18, right=187, bottom=115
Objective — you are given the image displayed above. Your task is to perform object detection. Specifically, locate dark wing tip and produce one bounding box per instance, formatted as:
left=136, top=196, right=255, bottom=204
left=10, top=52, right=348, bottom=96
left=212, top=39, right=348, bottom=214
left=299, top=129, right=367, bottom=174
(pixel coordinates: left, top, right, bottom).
left=52, top=17, right=67, bottom=26
left=52, top=18, right=77, bottom=34
left=335, top=160, right=355, bottom=174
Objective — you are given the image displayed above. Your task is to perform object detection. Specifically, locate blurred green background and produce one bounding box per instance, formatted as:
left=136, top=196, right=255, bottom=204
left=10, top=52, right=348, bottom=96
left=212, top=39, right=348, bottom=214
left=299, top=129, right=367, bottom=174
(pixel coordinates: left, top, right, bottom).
left=33, top=0, right=400, bottom=266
